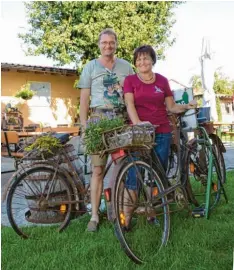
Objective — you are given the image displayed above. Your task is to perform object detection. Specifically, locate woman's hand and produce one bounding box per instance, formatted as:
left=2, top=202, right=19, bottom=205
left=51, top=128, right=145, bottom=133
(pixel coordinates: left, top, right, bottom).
left=186, top=100, right=197, bottom=110
left=166, top=96, right=197, bottom=114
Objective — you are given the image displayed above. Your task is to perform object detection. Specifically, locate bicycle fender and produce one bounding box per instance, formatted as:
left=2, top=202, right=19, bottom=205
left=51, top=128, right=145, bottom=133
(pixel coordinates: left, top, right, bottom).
left=187, top=138, right=197, bottom=149
left=2, top=162, right=58, bottom=202
left=107, top=157, right=128, bottom=222
left=209, top=134, right=226, bottom=153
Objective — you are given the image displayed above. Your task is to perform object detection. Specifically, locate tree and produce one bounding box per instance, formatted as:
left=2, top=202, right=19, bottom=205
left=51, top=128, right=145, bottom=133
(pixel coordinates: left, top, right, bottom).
left=213, top=71, right=233, bottom=95
left=190, top=71, right=234, bottom=119
left=19, top=1, right=181, bottom=68
left=189, top=71, right=234, bottom=95
left=189, top=75, right=202, bottom=90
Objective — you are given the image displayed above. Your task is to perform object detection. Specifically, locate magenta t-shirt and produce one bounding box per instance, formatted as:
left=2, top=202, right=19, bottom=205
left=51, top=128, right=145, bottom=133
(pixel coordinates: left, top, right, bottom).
left=123, top=73, right=173, bottom=133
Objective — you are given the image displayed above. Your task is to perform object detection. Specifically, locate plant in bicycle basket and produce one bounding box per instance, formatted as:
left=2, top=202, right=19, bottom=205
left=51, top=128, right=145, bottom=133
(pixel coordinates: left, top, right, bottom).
left=84, top=113, right=124, bottom=155
left=25, top=135, right=62, bottom=158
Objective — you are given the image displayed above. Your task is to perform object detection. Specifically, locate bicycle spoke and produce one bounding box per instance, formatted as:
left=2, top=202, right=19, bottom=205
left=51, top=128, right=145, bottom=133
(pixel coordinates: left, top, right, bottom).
left=7, top=167, right=72, bottom=239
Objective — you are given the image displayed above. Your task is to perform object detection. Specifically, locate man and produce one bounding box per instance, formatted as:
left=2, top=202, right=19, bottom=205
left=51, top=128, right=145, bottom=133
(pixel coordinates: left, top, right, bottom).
left=78, top=28, right=134, bottom=232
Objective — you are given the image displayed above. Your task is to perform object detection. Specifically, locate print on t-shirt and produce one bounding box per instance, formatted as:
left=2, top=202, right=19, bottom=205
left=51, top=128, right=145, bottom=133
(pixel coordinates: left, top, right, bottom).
left=154, top=86, right=163, bottom=93
left=103, top=72, right=123, bottom=108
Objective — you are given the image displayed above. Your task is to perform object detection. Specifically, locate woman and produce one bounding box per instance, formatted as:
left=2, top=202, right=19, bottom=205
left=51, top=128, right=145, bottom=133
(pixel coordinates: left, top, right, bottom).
left=124, top=45, right=197, bottom=172
left=122, top=45, right=196, bottom=227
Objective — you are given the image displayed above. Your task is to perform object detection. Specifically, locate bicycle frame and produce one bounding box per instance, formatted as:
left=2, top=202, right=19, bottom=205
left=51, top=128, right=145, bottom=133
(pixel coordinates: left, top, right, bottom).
left=146, top=114, right=192, bottom=210
left=193, top=125, right=228, bottom=218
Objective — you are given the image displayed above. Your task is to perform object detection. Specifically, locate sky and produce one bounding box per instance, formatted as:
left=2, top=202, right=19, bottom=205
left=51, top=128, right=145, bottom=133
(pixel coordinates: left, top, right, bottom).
left=1, top=1, right=234, bottom=86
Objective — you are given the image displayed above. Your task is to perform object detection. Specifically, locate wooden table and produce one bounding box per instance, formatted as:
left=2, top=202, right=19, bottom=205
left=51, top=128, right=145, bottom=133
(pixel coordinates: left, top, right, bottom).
left=51, top=127, right=79, bottom=135
left=213, top=122, right=234, bottom=137
left=213, top=122, right=234, bottom=127
left=18, top=127, right=79, bottom=138
left=18, top=132, right=43, bottom=137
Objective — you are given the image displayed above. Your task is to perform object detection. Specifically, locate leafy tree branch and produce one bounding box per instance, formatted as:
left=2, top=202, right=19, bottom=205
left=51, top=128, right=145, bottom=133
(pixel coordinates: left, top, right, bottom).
left=19, top=1, right=181, bottom=69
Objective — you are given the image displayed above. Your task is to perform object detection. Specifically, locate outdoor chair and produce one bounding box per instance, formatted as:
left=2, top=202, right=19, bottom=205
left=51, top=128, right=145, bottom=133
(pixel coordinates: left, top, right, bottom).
left=24, top=126, right=36, bottom=132
left=42, top=126, right=52, bottom=132
left=57, top=124, right=68, bottom=127
left=73, top=123, right=81, bottom=127
left=12, top=126, right=23, bottom=132
left=1, top=131, right=24, bottom=173
left=28, top=124, right=40, bottom=128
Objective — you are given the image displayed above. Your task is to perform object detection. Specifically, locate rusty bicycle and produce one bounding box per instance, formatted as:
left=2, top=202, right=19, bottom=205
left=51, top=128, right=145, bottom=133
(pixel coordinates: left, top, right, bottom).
left=4, top=125, right=170, bottom=264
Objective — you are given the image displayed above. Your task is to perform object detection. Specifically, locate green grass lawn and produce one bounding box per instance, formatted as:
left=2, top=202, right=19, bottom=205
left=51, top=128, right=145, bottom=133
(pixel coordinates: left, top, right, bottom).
left=2, top=171, right=234, bottom=270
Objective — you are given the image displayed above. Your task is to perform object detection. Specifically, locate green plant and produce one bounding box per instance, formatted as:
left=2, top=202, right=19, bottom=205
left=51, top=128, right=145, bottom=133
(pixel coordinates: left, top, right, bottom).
left=19, top=2, right=181, bottom=67
left=214, top=71, right=233, bottom=95
left=15, top=83, right=35, bottom=100
left=25, top=135, right=62, bottom=158
left=1, top=172, right=234, bottom=270
left=190, top=71, right=234, bottom=95
left=84, top=116, right=124, bottom=154
left=190, top=74, right=202, bottom=90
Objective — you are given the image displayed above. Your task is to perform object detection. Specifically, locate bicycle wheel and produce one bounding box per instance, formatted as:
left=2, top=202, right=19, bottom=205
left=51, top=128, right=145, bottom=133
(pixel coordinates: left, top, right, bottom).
left=210, top=136, right=226, bottom=184
left=7, top=167, right=73, bottom=239
left=114, top=160, right=170, bottom=264
left=186, top=141, right=221, bottom=210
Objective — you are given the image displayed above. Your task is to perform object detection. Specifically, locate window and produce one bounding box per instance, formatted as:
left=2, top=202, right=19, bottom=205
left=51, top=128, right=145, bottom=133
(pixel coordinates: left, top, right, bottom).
left=225, top=103, right=232, bottom=115
left=28, top=81, right=51, bottom=107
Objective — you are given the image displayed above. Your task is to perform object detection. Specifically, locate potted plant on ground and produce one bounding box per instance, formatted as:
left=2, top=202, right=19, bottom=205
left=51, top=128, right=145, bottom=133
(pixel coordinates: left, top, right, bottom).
left=15, top=83, right=35, bottom=100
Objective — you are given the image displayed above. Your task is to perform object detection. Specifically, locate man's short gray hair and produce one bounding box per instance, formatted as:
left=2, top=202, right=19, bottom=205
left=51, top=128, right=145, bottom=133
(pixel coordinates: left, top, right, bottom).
left=98, top=28, right=118, bottom=43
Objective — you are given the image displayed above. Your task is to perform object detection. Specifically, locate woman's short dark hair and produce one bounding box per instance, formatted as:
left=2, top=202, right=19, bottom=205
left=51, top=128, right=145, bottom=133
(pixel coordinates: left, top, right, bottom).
left=133, top=45, right=157, bottom=66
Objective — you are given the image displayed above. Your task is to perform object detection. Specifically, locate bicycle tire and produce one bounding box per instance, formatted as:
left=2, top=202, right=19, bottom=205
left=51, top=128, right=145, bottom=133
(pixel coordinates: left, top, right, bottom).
left=210, top=136, right=226, bottom=184
left=6, top=167, right=73, bottom=239
left=185, top=140, right=221, bottom=210
left=114, top=160, right=170, bottom=264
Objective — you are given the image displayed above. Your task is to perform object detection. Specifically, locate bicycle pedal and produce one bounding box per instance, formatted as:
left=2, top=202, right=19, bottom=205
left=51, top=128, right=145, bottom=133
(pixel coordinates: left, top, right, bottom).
left=192, top=207, right=205, bottom=218
left=147, top=217, right=160, bottom=226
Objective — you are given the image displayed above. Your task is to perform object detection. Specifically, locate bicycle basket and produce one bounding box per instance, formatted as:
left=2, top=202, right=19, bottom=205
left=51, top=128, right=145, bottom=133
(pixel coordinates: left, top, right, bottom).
left=23, top=146, right=61, bottom=160
left=102, top=124, right=155, bottom=152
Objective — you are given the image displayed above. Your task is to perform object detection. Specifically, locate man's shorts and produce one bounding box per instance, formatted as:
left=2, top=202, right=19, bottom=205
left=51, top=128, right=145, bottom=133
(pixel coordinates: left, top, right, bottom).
left=91, top=154, right=108, bottom=167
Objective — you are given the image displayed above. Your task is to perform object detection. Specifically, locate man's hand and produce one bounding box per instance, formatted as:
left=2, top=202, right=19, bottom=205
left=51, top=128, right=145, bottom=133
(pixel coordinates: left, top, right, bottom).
left=79, top=132, right=86, bottom=154
left=80, top=126, right=86, bottom=141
